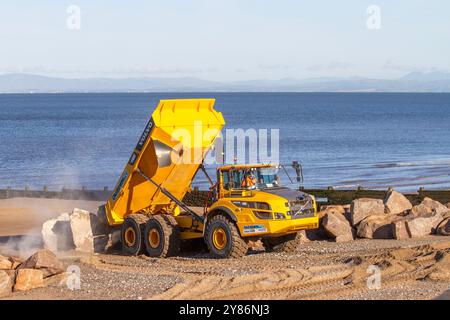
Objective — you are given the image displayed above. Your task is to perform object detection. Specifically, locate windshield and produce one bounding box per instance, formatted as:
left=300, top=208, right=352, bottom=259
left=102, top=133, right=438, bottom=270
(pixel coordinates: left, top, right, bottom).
left=222, top=166, right=283, bottom=190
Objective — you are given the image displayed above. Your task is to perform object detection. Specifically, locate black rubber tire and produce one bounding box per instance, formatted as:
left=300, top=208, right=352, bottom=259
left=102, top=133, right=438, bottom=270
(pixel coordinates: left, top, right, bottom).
left=262, top=232, right=301, bottom=253
left=205, top=215, right=248, bottom=259
left=121, top=214, right=149, bottom=256
left=144, top=214, right=180, bottom=258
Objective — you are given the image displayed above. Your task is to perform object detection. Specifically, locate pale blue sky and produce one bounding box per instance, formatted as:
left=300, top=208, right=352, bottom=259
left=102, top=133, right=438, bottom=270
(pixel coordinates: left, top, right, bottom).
left=0, top=1, right=449, bottom=80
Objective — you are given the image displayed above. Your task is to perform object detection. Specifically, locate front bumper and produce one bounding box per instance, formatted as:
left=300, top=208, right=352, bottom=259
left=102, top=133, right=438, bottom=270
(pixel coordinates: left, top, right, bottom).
left=238, top=215, right=319, bottom=237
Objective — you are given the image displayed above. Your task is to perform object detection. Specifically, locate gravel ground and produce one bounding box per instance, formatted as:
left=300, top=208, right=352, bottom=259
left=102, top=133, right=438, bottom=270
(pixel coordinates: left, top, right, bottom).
left=2, top=236, right=450, bottom=300
left=6, top=262, right=182, bottom=300
left=343, top=281, right=450, bottom=300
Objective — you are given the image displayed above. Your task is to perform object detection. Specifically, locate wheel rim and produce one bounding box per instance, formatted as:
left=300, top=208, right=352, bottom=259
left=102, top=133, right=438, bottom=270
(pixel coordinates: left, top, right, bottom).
left=124, top=227, right=136, bottom=247
left=148, top=228, right=160, bottom=248
left=212, top=227, right=227, bottom=250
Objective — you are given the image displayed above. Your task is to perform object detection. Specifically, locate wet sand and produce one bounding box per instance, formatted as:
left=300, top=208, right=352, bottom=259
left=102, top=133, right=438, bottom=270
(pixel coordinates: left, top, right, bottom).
left=0, top=197, right=102, bottom=236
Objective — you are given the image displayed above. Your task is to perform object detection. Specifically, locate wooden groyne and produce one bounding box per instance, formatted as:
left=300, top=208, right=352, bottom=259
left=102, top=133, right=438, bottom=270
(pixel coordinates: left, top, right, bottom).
left=1, top=186, right=449, bottom=207
left=0, top=186, right=110, bottom=201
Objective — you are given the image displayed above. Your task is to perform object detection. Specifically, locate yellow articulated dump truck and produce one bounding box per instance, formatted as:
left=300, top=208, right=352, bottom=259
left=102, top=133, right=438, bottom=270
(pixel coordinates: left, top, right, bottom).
left=100, top=99, right=318, bottom=258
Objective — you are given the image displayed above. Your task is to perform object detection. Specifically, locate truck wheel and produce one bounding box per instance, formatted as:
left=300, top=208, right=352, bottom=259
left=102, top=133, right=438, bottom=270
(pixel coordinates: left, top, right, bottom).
left=262, top=233, right=301, bottom=254
left=121, top=214, right=149, bottom=256
left=144, top=214, right=180, bottom=258
left=205, top=215, right=248, bottom=259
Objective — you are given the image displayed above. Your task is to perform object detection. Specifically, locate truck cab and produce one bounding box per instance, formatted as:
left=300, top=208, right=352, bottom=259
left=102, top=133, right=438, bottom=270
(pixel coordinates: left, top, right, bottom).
left=203, top=163, right=318, bottom=257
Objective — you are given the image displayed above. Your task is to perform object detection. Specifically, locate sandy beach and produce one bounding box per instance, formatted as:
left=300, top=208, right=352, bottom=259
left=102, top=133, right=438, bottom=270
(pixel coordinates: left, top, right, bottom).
left=0, top=198, right=101, bottom=236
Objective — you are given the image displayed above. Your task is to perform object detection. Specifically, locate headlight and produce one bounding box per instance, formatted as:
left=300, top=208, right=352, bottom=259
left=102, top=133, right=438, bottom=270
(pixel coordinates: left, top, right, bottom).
left=232, top=201, right=271, bottom=210
left=274, top=213, right=285, bottom=219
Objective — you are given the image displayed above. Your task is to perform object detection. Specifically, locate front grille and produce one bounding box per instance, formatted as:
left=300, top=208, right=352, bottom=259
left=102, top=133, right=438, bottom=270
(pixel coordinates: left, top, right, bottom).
left=288, top=199, right=315, bottom=219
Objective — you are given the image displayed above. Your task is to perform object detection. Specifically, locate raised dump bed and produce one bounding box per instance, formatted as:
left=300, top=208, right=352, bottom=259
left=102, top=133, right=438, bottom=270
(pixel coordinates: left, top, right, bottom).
left=104, top=99, right=224, bottom=225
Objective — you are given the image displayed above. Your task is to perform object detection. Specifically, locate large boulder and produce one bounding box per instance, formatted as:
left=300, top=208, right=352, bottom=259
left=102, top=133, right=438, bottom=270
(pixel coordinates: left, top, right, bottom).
left=0, top=270, right=13, bottom=297
left=13, top=269, right=44, bottom=292
left=41, top=212, right=74, bottom=252
left=41, top=207, right=113, bottom=253
left=384, top=191, right=412, bottom=214
left=421, top=197, right=449, bottom=216
left=319, top=205, right=350, bottom=215
left=44, top=272, right=69, bottom=287
left=19, top=249, right=65, bottom=278
left=350, top=198, right=385, bottom=226
left=357, top=214, right=402, bottom=239
left=410, top=197, right=450, bottom=218
left=0, top=255, right=12, bottom=270
left=69, top=208, right=110, bottom=253
left=8, top=256, right=22, bottom=269
left=392, top=220, right=410, bottom=240
left=411, top=204, right=433, bottom=217
left=318, top=206, right=349, bottom=219
left=437, top=218, right=450, bottom=236
left=4, top=270, right=16, bottom=284
left=406, top=213, right=443, bottom=238
left=335, top=233, right=355, bottom=243
left=322, top=210, right=354, bottom=242
left=443, top=211, right=450, bottom=220
left=446, top=203, right=450, bottom=209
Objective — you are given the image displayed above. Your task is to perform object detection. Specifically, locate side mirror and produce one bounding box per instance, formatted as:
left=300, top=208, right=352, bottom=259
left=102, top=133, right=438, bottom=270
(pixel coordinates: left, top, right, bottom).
left=292, top=161, right=303, bottom=183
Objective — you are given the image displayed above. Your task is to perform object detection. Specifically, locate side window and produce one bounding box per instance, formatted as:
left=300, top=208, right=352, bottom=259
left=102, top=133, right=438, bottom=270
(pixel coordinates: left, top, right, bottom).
left=232, top=170, right=244, bottom=189
left=222, top=170, right=230, bottom=190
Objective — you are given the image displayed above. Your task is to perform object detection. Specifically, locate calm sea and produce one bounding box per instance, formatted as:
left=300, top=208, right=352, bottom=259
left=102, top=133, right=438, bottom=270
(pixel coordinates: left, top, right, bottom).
left=1, top=92, right=450, bottom=192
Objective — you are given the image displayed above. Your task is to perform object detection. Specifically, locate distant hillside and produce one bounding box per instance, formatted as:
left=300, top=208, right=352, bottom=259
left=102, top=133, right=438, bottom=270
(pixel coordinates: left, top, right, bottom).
left=0, top=73, right=221, bottom=93
left=1, top=72, right=450, bottom=93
